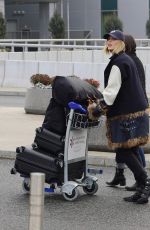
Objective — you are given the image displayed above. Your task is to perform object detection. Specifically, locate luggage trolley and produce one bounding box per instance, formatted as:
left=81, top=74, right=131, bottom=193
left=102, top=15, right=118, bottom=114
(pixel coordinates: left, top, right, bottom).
left=61, top=101, right=103, bottom=201
left=11, top=102, right=103, bottom=201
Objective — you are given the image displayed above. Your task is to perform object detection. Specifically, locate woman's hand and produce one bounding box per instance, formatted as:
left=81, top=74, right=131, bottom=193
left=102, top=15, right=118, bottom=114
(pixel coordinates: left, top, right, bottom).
left=87, top=99, right=108, bottom=120
left=87, top=101, right=102, bottom=120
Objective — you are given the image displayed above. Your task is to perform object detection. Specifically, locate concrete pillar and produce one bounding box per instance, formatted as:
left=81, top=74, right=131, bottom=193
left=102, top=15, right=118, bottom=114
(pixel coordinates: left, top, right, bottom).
left=49, top=2, right=56, bottom=18
left=29, top=172, right=45, bottom=230
left=39, top=2, right=56, bottom=39
left=0, top=0, right=5, bottom=17
left=39, top=3, right=49, bottom=38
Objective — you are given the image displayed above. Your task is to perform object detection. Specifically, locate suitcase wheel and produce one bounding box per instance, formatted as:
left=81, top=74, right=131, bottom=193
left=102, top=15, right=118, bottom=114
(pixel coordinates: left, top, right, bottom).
left=83, top=181, right=98, bottom=195
left=62, top=187, right=79, bottom=201
left=16, top=146, right=25, bottom=153
left=32, top=142, right=38, bottom=149
left=22, top=178, right=30, bottom=193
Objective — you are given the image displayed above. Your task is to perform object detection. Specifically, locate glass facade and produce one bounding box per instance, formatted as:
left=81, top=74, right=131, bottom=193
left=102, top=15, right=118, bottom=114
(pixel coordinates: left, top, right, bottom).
left=101, top=0, right=117, bottom=11
left=149, top=0, right=150, bottom=18
left=101, top=0, right=117, bottom=37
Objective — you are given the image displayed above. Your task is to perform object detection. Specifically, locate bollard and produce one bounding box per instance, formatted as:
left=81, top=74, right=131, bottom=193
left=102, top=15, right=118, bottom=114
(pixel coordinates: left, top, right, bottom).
left=28, top=172, right=45, bottom=230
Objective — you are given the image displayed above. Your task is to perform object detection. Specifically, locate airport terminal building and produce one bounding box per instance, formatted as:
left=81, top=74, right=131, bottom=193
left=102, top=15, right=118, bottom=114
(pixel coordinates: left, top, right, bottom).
left=1, top=0, right=150, bottom=39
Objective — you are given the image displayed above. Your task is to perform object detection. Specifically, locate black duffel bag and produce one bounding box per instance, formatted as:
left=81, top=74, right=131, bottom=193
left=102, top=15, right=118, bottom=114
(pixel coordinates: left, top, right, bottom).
left=42, top=98, right=66, bottom=135
left=52, top=76, right=103, bottom=107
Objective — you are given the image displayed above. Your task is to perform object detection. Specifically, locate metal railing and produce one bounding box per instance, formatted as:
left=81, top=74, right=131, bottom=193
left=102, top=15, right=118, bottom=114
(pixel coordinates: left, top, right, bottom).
left=0, top=38, right=150, bottom=52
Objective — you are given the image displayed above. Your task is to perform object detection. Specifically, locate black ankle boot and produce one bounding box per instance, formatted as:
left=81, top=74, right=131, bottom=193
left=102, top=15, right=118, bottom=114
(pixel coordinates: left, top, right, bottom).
left=106, top=168, right=126, bottom=187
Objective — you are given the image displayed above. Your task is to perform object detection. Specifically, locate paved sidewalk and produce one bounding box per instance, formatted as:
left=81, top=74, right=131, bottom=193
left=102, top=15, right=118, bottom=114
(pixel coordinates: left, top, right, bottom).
left=1, top=106, right=150, bottom=168
left=1, top=87, right=150, bottom=169
left=0, top=106, right=116, bottom=164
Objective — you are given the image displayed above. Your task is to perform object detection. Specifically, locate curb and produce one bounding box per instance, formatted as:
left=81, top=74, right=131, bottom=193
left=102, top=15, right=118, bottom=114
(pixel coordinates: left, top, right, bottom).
left=88, top=154, right=116, bottom=167
left=0, top=149, right=116, bottom=167
left=0, top=150, right=16, bottom=159
left=0, top=91, right=26, bottom=96
left=1, top=149, right=150, bottom=169
left=0, top=88, right=26, bottom=96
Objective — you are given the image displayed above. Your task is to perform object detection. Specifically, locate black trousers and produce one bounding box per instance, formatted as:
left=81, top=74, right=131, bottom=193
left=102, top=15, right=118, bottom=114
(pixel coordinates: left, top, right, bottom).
left=115, top=147, right=147, bottom=185
left=116, top=147, right=142, bottom=164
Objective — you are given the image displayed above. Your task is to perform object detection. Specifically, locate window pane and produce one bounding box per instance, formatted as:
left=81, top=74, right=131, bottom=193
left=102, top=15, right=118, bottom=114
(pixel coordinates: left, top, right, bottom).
left=101, top=0, right=117, bottom=11
left=101, top=11, right=117, bottom=37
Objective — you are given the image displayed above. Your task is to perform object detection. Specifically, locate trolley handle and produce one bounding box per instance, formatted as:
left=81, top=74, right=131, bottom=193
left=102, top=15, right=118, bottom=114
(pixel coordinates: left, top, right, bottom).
left=68, top=102, right=87, bottom=114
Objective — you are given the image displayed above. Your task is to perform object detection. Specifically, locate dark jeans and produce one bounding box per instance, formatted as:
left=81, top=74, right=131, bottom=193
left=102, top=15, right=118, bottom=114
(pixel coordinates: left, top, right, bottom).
left=138, top=147, right=146, bottom=168
left=116, top=147, right=147, bottom=184
left=116, top=147, right=146, bottom=167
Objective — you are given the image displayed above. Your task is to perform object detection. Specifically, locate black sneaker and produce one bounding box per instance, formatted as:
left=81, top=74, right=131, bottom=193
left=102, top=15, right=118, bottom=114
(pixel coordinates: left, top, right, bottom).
left=123, top=191, right=141, bottom=202
left=136, top=196, right=148, bottom=204
left=136, top=179, right=150, bottom=204
left=125, top=182, right=137, bottom=191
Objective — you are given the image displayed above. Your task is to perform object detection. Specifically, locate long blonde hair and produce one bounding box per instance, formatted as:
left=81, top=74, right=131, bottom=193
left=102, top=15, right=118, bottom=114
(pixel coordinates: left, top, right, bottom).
left=104, top=40, right=125, bottom=55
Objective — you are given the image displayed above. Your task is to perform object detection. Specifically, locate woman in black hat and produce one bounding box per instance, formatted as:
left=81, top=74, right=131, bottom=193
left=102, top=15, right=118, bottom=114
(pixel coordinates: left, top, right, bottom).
left=88, top=30, right=150, bottom=204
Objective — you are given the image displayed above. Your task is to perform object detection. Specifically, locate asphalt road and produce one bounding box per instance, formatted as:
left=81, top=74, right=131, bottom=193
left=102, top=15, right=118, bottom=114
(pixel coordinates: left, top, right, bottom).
left=1, top=159, right=150, bottom=230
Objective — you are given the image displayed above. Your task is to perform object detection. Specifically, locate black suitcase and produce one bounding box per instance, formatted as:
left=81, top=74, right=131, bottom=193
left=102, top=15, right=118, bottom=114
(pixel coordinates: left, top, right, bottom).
left=33, top=127, right=65, bottom=155
left=14, top=146, right=85, bottom=184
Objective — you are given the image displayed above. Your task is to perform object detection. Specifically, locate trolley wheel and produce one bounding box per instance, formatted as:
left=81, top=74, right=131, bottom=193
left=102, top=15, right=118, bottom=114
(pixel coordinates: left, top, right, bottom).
left=22, top=178, right=30, bottom=193
left=83, top=182, right=98, bottom=195
left=62, top=188, right=79, bottom=201
left=31, top=142, right=37, bottom=149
